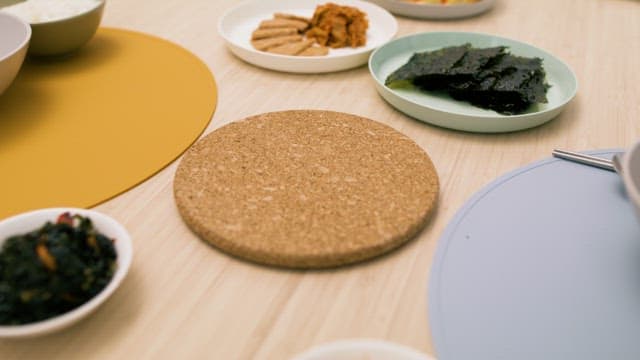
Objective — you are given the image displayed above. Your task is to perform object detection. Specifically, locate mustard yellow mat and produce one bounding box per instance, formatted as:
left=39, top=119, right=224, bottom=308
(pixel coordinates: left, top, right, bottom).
left=0, top=28, right=217, bottom=219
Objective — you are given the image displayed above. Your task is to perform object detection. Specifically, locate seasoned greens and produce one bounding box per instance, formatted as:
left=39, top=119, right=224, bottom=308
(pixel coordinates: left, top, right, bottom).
left=0, top=213, right=117, bottom=325
left=385, top=44, right=549, bottom=115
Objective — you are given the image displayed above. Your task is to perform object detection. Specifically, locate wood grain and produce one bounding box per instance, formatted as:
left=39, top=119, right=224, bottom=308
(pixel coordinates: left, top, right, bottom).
left=1, top=0, right=639, bottom=359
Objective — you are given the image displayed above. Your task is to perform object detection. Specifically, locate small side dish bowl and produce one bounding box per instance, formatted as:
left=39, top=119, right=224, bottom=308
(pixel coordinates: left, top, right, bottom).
left=621, top=141, right=640, bottom=222
left=0, top=12, right=30, bottom=96
left=366, top=0, right=495, bottom=20
left=0, top=207, right=132, bottom=338
left=2, top=0, right=105, bottom=56
left=291, top=339, right=434, bottom=360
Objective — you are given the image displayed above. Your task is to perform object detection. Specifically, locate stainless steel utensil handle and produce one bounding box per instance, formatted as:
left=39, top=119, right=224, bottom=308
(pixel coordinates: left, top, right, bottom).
left=552, top=149, right=616, bottom=172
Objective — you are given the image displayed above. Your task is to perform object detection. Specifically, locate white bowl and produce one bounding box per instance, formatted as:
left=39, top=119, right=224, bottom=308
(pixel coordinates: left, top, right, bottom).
left=2, top=0, right=105, bottom=56
left=0, top=207, right=133, bottom=338
left=291, top=339, right=435, bottom=360
left=366, top=0, right=496, bottom=20
left=0, top=12, right=30, bottom=96
left=621, top=141, right=640, bottom=222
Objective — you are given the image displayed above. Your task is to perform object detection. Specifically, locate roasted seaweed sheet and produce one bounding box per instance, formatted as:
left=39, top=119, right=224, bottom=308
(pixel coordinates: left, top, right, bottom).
left=385, top=44, right=549, bottom=115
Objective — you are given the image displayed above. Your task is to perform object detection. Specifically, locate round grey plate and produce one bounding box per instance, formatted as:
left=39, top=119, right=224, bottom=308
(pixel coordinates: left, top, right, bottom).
left=429, top=150, right=640, bottom=359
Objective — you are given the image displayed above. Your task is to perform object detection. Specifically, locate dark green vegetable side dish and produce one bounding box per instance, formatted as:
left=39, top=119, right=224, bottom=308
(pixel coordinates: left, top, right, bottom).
left=385, top=43, right=550, bottom=115
left=0, top=213, right=117, bottom=325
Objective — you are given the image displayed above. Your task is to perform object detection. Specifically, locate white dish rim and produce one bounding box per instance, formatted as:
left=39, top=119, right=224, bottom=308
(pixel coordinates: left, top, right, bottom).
left=0, top=207, right=133, bottom=338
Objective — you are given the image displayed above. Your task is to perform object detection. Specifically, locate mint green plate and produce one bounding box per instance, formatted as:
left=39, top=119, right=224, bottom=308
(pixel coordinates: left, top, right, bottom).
left=369, top=32, right=578, bottom=133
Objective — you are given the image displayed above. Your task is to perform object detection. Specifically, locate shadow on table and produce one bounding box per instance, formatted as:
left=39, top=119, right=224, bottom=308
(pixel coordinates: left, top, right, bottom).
left=0, top=267, right=143, bottom=357
left=0, top=33, right=123, bottom=145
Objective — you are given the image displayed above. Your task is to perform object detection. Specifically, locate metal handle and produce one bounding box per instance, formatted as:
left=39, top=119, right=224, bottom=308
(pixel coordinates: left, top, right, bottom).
left=552, top=149, right=616, bottom=172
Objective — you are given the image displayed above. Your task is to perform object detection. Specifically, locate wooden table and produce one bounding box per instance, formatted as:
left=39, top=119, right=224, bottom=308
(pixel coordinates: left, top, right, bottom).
left=2, top=0, right=639, bottom=358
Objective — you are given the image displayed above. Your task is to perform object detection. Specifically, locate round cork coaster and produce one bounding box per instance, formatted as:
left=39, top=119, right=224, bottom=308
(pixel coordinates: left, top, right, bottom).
left=173, top=110, right=439, bottom=268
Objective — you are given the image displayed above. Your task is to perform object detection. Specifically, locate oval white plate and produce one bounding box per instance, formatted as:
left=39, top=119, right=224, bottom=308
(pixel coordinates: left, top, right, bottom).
left=0, top=208, right=133, bottom=338
left=218, top=0, right=397, bottom=73
left=366, top=0, right=495, bottom=19
left=369, top=32, right=578, bottom=133
left=291, top=339, right=434, bottom=360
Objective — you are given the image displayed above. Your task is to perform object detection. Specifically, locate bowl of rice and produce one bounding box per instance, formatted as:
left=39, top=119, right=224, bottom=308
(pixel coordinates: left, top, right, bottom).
left=1, top=0, right=105, bottom=56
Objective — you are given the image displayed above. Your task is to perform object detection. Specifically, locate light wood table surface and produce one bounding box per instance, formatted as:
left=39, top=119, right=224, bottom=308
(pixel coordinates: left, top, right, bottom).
left=2, top=0, right=639, bottom=359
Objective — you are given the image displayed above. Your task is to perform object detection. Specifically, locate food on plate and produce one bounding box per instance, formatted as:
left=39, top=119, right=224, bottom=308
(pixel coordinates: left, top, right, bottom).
left=250, top=12, right=318, bottom=56
left=0, top=0, right=102, bottom=23
left=385, top=44, right=549, bottom=114
left=249, top=3, right=367, bottom=57
left=0, top=213, right=117, bottom=325
left=267, top=38, right=315, bottom=56
left=306, top=3, right=368, bottom=48
left=400, top=0, right=480, bottom=4
left=251, top=34, right=303, bottom=51
left=251, top=28, right=298, bottom=40
left=259, top=18, right=310, bottom=32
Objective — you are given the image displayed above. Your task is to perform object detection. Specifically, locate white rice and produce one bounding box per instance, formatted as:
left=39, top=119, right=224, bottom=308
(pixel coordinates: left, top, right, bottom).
left=1, top=0, right=101, bottom=23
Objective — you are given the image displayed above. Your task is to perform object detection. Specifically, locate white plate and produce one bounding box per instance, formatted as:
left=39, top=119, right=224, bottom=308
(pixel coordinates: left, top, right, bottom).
left=218, top=0, right=398, bottom=73
left=0, top=208, right=133, bottom=338
left=366, top=0, right=495, bottom=19
left=291, top=339, right=434, bottom=360
left=369, top=32, right=578, bottom=133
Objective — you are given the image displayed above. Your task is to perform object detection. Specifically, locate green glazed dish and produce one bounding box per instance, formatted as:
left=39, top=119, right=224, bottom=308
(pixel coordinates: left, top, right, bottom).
left=369, top=32, right=578, bottom=133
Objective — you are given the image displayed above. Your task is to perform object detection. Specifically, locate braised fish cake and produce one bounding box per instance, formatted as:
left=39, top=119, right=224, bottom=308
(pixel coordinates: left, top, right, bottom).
left=251, top=27, right=298, bottom=40
left=251, top=35, right=302, bottom=51
left=259, top=19, right=309, bottom=31
left=266, top=38, right=314, bottom=55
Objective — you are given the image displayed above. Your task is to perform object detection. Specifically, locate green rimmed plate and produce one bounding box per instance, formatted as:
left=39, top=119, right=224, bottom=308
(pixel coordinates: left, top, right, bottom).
left=368, top=32, right=578, bottom=133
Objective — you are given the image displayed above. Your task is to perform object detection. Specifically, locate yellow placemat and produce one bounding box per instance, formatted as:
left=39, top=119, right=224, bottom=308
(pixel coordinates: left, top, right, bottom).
left=0, top=28, right=217, bottom=219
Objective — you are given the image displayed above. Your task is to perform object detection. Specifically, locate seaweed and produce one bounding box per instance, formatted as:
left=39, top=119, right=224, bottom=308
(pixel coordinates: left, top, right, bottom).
left=385, top=44, right=469, bottom=89
left=448, top=55, right=549, bottom=114
left=0, top=213, right=117, bottom=325
left=384, top=45, right=550, bottom=115
left=449, top=46, right=507, bottom=77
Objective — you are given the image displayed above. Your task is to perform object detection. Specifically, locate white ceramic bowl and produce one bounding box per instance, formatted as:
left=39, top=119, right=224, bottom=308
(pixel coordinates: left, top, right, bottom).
left=291, top=339, right=435, bottom=360
left=366, top=0, right=495, bottom=20
left=0, top=12, right=30, bottom=96
left=621, top=141, right=640, bottom=222
left=0, top=207, right=132, bottom=338
left=3, top=0, right=105, bottom=56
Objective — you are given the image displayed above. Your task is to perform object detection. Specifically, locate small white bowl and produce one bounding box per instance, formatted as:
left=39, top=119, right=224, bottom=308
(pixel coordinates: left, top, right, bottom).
left=0, top=12, right=30, bottom=96
left=621, top=141, right=640, bottom=222
left=366, top=0, right=495, bottom=20
left=0, top=207, right=132, bottom=338
left=291, top=339, right=435, bottom=360
left=2, top=0, right=105, bottom=56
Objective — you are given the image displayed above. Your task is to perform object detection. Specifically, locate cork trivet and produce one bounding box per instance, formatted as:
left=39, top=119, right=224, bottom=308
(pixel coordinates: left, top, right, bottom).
left=174, top=110, right=439, bottom=268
